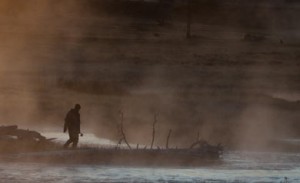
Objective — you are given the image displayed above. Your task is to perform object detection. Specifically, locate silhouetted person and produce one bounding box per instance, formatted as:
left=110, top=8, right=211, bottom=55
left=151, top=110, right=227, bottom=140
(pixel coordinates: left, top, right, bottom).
left=64, top=104, right=82, bottom=148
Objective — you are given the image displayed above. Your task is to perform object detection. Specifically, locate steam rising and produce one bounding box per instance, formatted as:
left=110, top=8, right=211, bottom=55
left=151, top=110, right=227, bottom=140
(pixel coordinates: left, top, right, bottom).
left=0, top=0, right=300, bottom=150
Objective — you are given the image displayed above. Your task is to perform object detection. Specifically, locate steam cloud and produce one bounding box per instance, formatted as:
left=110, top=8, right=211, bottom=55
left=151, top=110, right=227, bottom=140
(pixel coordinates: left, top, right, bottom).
left=0, top=0, right=300, bottom=150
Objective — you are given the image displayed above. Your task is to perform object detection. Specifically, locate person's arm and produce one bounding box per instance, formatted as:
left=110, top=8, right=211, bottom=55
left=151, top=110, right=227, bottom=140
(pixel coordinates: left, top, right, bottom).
left=79, top=113, right=81, bottom=134
left=64, top=120, right=68, bottom=132
left=64, top=113, right=69, bottom=132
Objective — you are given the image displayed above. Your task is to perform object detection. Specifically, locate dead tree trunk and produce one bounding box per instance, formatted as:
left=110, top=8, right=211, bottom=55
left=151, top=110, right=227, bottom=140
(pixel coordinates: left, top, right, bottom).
left=150, top=113, right=158, bottom=149
left=166, top=129, right=172, bottom=149
left=117, top=111, right=131, bottom=149
left=120, top=122, right=131, bottom=149
left=186, top=0, right=192, bottom=39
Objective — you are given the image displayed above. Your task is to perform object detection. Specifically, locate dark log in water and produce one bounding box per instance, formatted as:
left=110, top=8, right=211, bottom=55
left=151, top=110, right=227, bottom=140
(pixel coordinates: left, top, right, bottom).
left=0, top=125, right=56, bottom=153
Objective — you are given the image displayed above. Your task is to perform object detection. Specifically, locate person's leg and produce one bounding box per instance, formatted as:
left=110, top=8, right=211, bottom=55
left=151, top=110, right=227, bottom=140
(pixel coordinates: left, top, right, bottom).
left=64, top=132, right=74, bottom=148
left=64, top=139, right=72, bottom=148
left=69, top=133, right=79, bottom=148
left=72, top=136, right=79, bottom=148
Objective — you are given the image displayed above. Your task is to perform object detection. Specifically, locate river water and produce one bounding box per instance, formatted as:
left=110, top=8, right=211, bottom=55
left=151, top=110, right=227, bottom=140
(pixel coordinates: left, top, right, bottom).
left=0, top=133, right=299, bottom=182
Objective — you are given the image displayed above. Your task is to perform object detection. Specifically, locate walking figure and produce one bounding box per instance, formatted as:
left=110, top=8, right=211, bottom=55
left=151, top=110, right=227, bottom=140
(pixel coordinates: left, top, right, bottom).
left=63, top=104, right=82, bottom=148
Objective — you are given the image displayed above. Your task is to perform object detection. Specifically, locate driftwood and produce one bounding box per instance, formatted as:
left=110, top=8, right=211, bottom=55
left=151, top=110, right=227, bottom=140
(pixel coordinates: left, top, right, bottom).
left=190, top=140, right=208, bottom=149
left=0, top=125, right=56, bottom=153
left=0, top=125, right=46, bottom=141
left=112, top=112, right=223, bottom=160
left=0, top=125, right=18, bottom=132
left=190, top=139, right=223, bottom=156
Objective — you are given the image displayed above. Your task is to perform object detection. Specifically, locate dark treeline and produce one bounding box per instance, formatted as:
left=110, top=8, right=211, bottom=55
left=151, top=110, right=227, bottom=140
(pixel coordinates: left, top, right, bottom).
left=80, top=0, right=299, bottom=29
left=0, top=0, right=299, bottom=29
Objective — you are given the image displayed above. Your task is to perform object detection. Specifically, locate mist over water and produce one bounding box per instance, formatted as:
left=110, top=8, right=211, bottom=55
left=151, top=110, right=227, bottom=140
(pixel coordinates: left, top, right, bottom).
left=0, top=0, right=300, bottom=151
left=1, top=150, right=300, bottom=182
left=2, top=133, right=300, bottom=182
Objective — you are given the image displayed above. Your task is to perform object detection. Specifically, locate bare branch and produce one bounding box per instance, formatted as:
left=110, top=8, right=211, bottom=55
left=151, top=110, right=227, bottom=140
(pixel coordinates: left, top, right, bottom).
left=166, top=129, right=172, bottom=149
left=150, top=113, right=158, bottom=149
left=190, top=140, right=207, bottom=149
left=116, top=110, right=132, bottom=149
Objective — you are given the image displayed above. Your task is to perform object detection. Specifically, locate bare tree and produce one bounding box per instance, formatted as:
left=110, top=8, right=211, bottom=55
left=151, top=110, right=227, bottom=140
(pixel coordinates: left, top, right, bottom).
left=166, top=129, right=172, bottom=149
left=150, top=113, right=158, bottom=149
left=116, top=111, right=131, bottom=149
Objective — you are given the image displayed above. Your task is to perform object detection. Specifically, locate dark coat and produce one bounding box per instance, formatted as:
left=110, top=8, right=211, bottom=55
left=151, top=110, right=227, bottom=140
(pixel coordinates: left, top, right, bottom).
left=64, top=109, right=81, bottom=134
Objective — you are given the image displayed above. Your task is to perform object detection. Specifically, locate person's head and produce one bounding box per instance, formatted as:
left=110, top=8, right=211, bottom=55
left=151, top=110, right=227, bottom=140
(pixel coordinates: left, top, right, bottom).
left=74, top=104, right=81, bottom=111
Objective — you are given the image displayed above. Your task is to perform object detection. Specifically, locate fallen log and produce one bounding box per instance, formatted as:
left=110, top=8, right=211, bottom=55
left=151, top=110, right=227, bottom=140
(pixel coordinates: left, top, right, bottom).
left=0, top=125, right=56, bottom=154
